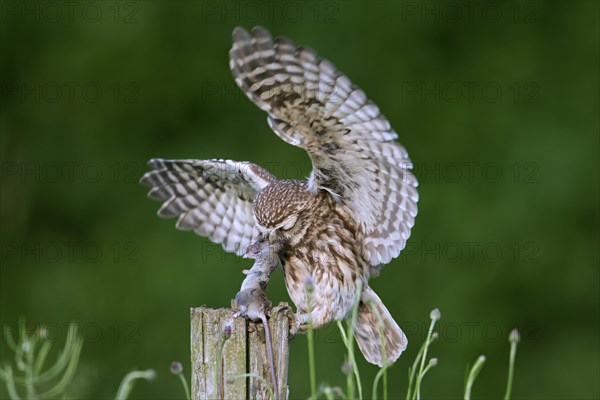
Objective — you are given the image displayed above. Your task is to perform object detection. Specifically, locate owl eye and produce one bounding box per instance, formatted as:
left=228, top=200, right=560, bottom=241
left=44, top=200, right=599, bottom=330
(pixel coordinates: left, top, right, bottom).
left=280, top=215, right=298, bottom=231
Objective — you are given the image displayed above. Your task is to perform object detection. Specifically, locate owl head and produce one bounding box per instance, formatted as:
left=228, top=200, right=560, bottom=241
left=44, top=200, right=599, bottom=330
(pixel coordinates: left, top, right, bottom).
left=253, top=180, right=312, bottom=241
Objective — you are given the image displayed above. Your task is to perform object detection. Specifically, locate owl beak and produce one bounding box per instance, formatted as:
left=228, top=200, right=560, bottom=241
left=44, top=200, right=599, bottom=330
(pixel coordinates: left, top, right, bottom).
left=268, top=230, right=277, bottom=244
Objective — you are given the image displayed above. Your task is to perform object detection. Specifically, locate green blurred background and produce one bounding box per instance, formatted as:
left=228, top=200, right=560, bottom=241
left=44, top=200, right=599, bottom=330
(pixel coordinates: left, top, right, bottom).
left=1, top=1, right=598, bottom=398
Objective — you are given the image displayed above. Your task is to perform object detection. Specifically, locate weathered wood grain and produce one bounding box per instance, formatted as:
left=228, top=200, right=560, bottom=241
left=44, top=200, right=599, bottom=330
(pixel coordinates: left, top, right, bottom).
left=191, top=304, right=290, bottom=400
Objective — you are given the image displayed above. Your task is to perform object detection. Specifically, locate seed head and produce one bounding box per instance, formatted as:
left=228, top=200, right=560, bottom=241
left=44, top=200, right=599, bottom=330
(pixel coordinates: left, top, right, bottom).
left=223, top=324, right=232, bottom=340
left=144, top=369, right=157, bottom=381
left=170, top=361, right=183, bottom=375
left=509, top=328, right=521, bottom=344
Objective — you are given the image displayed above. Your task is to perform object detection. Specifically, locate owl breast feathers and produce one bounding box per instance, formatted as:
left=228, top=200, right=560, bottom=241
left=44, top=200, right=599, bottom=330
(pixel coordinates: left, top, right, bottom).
left=140, top=26, right=418, bottom=366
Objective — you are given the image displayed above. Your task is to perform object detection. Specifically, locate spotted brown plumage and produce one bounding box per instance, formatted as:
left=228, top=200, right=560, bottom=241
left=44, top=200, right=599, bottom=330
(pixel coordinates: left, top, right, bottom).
left=141, top=26, right=419, bottom=367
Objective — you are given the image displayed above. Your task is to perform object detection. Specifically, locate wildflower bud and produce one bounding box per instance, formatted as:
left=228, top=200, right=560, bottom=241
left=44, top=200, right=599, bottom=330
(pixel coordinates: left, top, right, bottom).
left=331, top=387, right=344, bottom=397
left=221, top=325, right=232, bottom=341
left=477, top=355, right=486, bottom=363
left=341, top=361, right=352, bottom=376
left=429, top=357, right=438, bottom=367
left=509, top=328, right=520, bottom=344
left=430, top=308, right=441, bottom=321
left=431, top=332, right=439, bottom=341
left=305, top=276, right=314, bottom=294
left=142, top=369, right=157, bottom=381
left=170, top=361, right=183, bottom=375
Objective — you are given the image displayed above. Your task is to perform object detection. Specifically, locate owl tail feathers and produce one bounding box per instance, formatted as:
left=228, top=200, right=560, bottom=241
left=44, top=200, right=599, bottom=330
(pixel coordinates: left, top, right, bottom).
left=353, top=286, right=408, bottom=367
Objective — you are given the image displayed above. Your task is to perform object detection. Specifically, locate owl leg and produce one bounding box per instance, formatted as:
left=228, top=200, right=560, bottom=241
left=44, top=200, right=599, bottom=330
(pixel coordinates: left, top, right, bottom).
left=287, top=311, right=310, bottom=336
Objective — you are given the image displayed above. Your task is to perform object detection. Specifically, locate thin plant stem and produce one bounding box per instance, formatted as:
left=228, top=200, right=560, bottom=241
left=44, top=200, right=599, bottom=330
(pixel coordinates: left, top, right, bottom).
left=420, top=363, right=435, bottom=379
left=464, top=355, right=486, bottom=400
left=177, top=373, right=191, bottom=400
left=504, top=329, right=520, bottom=400
left=413, top=308, right=440, bottom=400
left=405, top=344, right=426, bottom=400
left=406, top=309, right=440, bottom=400
left=307, top=324, right=317, bottom=399
left=336, top=322, right=362, bottom=400
left=337, top=280, right=364, bottom=400
left=306, top=282, right=317, bottom=400
left=415, top=358, right=438, bottom=399
left=504, top=344, right=517, bottom=400
left=414, top=322, right=436, bottom=399
left=369, top=300, right=389, bottom=400
left=115, top=369, right=156, bottom=400
left=24, top=339, right=35, bottom=399
left=348, top=280, right=363, bottom=400
left=372, top=367, right=389, bottom=400
left=25, top=324, right=77, bottom=385
left=1, top=365, right=21, bottom=400
left=0, top=321, right=99, bottom=400
left=215, top=336, right=227, bottom=398
left=36, top=337, right=84, bottom=398
left=170, top=362, right=190, bottom=400
left=383, top=370, right=388, bottom=400
left=33, top=341, right=52, bottom=375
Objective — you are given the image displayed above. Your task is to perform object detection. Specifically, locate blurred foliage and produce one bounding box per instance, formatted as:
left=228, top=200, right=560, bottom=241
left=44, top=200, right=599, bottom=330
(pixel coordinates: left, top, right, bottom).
left=0, top=321, right=83, bottom=398
left=1, top=0, right=598, bottom=398
left=0, top=319, right=155, bottom=399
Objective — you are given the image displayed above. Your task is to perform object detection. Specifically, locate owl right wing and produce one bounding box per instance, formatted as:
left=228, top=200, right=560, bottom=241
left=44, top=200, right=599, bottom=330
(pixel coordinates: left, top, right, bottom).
left=229, top=26, right=418, bottom=266
left=140, top=159, right=276, bottom=256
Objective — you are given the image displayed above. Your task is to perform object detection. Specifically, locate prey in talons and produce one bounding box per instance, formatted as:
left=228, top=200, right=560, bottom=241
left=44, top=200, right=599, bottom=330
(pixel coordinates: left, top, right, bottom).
left=233, top=236, right=283, bottom=400
left=234, top=235, right=282, bottom=321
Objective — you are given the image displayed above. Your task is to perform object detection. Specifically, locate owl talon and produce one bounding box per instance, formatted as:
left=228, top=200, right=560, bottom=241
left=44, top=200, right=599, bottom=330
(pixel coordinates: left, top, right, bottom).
left=285, top=310, right=310, bottom=337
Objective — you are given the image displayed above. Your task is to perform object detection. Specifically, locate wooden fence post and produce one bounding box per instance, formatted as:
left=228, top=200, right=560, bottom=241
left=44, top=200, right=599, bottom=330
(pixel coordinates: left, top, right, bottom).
left=191, top=302, right=291, bottom=399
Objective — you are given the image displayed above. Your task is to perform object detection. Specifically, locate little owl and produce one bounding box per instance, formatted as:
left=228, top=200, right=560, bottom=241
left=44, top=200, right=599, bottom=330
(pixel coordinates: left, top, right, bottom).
left=140, top=26, right=418, bottom=367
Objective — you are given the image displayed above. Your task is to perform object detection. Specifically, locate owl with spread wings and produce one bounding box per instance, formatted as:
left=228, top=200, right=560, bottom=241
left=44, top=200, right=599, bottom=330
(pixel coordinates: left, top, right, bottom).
left=140, top=26, right=418, bottom=366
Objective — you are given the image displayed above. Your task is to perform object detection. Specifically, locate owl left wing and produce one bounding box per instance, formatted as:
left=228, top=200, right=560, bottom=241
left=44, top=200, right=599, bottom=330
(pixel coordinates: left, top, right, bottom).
left=229, top=26, right=418, bottom=266
left=140, top=158, right=276, bottom=256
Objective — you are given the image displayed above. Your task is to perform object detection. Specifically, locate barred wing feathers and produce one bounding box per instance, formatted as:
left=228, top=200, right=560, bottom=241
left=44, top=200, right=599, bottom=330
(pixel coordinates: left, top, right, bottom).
left=229, top=26, right=418, bottom=266
left=140, top=159, right=276, bottom=256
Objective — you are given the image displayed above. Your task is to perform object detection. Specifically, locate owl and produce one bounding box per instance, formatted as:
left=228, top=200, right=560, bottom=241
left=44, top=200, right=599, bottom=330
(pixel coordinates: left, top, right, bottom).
left=140, top=26, right=418, bottom=367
